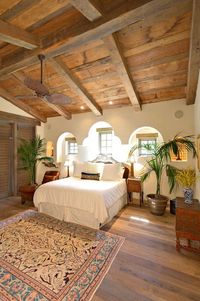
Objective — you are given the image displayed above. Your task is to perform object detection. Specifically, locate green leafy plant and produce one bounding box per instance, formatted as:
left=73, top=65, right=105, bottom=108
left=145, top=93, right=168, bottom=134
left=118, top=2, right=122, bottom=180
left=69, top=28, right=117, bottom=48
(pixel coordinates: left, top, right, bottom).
left=18, top=135, right=53, bottom=185
left=129, top=135, right=197, bottom=197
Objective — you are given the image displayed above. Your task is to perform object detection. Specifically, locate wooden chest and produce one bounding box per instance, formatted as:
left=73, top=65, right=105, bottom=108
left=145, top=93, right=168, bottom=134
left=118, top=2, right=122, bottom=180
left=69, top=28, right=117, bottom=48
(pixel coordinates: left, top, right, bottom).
left=176, top=197, right=200, bottom=254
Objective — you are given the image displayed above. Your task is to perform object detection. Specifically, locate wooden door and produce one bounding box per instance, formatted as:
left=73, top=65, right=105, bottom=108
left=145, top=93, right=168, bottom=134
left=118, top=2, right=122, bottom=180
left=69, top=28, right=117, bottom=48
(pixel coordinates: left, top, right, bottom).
left=0, top=123, right=13, bottom=199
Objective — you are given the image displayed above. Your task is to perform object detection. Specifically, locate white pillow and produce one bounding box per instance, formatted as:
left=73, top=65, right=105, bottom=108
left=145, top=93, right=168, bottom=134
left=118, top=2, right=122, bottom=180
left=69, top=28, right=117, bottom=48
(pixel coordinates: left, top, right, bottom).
left=73, top=161, right=86, bottom=178
left=101, top=163, right=122, bottom=181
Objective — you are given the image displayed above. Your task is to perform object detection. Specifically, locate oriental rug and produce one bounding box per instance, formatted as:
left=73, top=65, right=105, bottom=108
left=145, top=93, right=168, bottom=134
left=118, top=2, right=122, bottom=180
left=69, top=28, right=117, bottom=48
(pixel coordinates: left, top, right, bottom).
left=0, top=210, right=124, bottom=301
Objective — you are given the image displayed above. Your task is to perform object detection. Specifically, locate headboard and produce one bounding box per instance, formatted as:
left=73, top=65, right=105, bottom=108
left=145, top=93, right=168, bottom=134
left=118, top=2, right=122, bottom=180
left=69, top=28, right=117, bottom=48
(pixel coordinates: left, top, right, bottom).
left=122, top=163, right=131, bottom=181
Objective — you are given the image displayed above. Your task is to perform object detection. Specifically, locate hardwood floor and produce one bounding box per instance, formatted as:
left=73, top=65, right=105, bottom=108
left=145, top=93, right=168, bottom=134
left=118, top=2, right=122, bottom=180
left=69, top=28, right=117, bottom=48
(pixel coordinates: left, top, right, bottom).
left=93, top=205, right=200, bottom=301
left=0, top=196, right=35, bottom=221
left=0, top=197, right=200, bottom=301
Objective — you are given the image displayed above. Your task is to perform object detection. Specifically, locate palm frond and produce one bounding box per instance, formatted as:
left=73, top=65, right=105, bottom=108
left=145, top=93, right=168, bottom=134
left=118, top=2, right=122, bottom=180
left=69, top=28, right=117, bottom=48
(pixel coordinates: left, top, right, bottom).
left=18, top=135, right=53, bottom=184
left=166, top=164, right=179, bottom=193
left=159, top=135, right=197, bottom=159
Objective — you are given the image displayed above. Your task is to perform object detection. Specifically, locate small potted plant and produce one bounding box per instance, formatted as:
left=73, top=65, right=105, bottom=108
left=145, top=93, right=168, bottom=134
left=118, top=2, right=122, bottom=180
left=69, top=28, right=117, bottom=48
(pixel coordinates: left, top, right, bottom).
left=175, top=168, right=197, bottom=203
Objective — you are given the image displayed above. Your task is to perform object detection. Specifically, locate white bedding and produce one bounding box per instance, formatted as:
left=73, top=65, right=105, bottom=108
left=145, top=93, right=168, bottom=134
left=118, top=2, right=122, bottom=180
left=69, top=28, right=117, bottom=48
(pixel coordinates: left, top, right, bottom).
left=33, top=177, right=127, bottom=226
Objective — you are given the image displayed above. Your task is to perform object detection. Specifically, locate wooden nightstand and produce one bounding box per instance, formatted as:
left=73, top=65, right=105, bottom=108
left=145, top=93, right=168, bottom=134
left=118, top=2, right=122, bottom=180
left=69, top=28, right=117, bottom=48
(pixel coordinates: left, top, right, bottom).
left=127, top=178, right=143, bottom=207
left=176, top=197, right=200, bottom=254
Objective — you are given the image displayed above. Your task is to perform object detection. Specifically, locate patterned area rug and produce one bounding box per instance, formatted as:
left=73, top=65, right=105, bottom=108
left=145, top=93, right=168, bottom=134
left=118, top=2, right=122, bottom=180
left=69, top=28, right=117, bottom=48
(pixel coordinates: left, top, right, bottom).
left=0, top=210, right=124, bottom=301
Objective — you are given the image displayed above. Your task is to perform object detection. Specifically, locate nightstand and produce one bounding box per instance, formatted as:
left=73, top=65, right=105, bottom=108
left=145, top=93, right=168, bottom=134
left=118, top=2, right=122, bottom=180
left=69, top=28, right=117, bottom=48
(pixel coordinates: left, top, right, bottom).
left=127, top=177, right=143, bottom=207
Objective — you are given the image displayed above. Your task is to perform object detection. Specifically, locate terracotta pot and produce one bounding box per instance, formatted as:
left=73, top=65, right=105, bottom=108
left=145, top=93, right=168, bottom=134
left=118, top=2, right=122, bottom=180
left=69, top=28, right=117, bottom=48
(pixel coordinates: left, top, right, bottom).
left=147, top=194, right=169, bottom=216
left=19, top=184, right=37, bottom=204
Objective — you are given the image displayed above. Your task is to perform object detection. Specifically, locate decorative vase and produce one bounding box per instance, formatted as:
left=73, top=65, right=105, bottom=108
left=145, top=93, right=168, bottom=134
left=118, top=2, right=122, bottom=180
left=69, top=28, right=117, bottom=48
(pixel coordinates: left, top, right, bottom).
left=183, top=187, right=193, bottom=204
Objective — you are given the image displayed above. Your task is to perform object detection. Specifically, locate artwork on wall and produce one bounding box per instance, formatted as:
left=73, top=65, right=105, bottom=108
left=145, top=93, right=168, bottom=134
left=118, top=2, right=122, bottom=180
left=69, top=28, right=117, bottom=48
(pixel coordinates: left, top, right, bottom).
left=197, top=135, right=200, bottom=171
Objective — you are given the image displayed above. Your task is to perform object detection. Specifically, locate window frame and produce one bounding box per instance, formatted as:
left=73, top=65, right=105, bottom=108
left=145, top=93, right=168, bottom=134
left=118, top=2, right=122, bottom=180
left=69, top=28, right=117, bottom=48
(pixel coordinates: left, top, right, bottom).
left=68, top=141, right=78, bottom=155
left=138, top=138, right=157, bottom=157
left=98, top=130, right=113, bottom=155
left=170, top=144, right=188, bottom=162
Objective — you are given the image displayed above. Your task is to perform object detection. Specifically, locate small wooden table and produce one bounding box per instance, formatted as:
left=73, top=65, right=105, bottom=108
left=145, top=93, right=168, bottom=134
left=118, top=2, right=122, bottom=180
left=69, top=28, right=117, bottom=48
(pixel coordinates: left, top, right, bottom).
left=176, top=197, right=200, bottom=254
left=127, top=177, right=143, bottom=207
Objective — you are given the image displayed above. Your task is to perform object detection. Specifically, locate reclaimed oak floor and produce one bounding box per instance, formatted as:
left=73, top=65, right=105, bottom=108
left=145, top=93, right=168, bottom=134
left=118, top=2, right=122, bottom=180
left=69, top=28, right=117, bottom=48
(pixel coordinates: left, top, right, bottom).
left=0, top=197, right=200, bottom=301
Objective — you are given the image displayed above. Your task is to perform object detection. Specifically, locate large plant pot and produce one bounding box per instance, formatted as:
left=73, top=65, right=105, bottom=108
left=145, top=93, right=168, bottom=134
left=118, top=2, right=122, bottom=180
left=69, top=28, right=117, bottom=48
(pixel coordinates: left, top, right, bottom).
left=19, top=184, right=37, bottom=204
left=147, top=194, right=169, bottom=216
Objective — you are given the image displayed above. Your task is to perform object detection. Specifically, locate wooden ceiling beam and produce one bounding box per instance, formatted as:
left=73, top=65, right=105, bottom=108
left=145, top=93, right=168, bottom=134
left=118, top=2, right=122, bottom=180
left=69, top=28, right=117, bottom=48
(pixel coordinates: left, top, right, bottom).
left=186, top=0, right=200, bottom=105
left=50, top=57, right=102, bottom=116
left=0, top=0, right=180, bottom=77
left=0, top=87, right=47, bottom=122
left=0, top=19, right=40, bottom=49
left=104, top=33, right=141, bottom=111
left=69, top=0, right=102, bottom=21
left=12, top=72, right=72, bottom=120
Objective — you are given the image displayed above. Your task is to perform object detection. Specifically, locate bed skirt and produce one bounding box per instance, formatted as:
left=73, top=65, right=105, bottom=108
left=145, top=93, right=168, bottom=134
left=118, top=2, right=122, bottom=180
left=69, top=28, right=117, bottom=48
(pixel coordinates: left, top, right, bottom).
left=37, top=193, right=127, bottom=229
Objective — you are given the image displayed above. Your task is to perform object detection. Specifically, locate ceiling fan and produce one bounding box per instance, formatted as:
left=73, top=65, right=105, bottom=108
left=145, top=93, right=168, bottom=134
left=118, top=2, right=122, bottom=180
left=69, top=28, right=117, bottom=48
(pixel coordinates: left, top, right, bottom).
left=16, top=54, right=71, bottom=105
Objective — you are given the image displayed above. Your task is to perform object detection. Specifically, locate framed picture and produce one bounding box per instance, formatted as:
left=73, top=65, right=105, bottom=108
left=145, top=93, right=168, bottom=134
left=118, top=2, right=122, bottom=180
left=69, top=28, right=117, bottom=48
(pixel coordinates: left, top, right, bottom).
left=197, top=135, right=200, bottom=171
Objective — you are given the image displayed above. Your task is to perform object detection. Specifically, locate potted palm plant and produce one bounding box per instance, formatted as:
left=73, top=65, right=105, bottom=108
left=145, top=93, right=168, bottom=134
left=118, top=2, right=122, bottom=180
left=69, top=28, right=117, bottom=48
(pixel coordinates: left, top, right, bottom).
left=18, top=135, right=53, bottom=203
left=129, top=135, right=197, bottom=215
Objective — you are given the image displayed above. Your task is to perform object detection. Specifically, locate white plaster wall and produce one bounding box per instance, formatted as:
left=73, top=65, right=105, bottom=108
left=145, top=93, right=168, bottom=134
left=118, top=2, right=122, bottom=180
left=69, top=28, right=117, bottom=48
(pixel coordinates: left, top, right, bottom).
left=194, top=71, right=200, bottom=200
left=0, top=97, right=33, bottom=118
left=44, top=100, right=194, bottom=145
left=43, top=99, right=195, bottom=198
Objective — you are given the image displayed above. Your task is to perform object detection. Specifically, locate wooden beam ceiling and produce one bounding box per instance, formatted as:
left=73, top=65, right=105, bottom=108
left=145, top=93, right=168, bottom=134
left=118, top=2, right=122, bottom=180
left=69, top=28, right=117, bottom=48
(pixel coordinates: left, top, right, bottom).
left=104, top=33, right=141, bottom=111
left=69, top=0, right=102, bottom=21
left=186, top=0, right=200, bottom=105
left=0, top=0, right=178, bottom=77
left=12, top=72, right=72, bottom=120
left=50, top=57, right=102, bottom=116
left=0, top=0, right=193, bottom=117
left=0, top=19, right=40, bottom=49
left=0, top=0, right=41, bottom=21
left=0, top=87, right=46, bottom=122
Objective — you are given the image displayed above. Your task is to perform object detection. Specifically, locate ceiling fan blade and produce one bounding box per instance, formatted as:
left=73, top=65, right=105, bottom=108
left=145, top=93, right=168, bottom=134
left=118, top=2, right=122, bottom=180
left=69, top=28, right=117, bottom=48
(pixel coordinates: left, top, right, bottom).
left=24, top=77, right=49, bottom=96
left=46, top=94, right=72, bottom=105
left=16, top=95, right=38, bottom=99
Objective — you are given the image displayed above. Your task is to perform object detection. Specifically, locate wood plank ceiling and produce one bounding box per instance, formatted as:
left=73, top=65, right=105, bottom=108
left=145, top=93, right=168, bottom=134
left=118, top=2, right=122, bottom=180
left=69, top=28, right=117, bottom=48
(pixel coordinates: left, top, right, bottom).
left=0, top=0, right=199, bottom=122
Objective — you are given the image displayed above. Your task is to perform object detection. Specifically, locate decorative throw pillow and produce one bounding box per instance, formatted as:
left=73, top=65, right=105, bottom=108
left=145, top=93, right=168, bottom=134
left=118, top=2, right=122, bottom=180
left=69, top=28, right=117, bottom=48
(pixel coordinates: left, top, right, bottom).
left=101, top=163, right=122, bottom=181
left=81, top=172, right=100, bottom=181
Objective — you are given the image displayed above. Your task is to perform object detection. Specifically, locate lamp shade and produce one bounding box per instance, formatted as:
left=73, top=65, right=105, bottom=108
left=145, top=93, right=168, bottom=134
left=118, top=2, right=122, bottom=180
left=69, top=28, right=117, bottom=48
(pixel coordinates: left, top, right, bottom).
left=64, top=160, right=70, bottom=167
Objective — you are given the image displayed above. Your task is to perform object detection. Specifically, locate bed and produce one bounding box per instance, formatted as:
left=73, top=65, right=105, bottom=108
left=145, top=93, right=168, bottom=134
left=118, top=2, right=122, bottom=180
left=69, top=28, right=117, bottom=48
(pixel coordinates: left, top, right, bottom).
left=34, top=163, right=130, bottom=229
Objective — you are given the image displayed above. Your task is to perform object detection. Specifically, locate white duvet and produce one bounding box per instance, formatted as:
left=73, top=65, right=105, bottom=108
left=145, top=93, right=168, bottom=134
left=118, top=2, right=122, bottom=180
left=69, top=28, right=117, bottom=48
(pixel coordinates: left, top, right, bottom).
left=34, top=177, right=127, bottom=224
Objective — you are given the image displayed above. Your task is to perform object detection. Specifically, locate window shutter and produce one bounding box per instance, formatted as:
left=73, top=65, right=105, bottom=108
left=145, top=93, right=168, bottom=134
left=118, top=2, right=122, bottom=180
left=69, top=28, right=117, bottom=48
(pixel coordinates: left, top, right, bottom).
left=65, top=137, right=76, bottom=142
left=96, top=127, right=112, bottom=133
left=136, top=133, right=158, bottom=139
